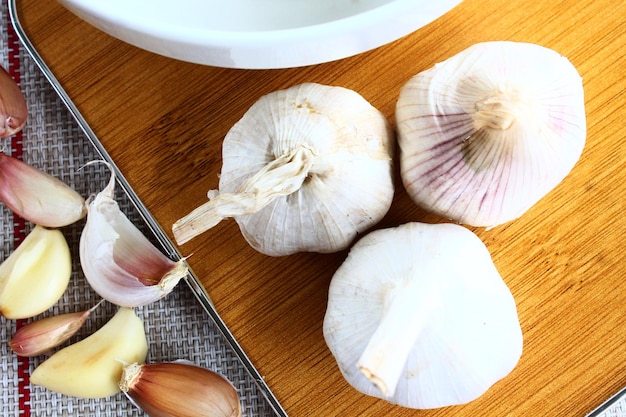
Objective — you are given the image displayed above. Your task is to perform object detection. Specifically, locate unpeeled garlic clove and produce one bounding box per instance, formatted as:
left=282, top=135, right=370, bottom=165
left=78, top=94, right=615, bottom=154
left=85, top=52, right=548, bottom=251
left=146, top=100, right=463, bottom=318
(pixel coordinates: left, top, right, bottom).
left=9, top=301, right=102, bottom=357
left=0, top=152, right=86, bottom=227
left=0, top=66, right=28, bottom=138
left=395, top=41, right=586, bottom=227
left=120, top=361, right=242, bottom=417
left=80, top=162, right=188, bottom=307
left=0, top=225, right=72, bottom=319
left=30, top=306, right=148, bottom=398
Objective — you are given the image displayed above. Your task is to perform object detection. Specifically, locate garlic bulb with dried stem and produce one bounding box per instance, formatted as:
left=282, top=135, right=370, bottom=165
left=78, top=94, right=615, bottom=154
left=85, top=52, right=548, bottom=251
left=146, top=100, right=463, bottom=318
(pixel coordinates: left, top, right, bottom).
left=120, top=361, right=242, bottom=417
left=173, top=82, right=394, bottom=256
left=323, top=222, right=522, bottom=409
left=396, top=41, right=586, bottom=227
left=0, top=65, right=27, bottom=138
left=80, top=161, right=188, bottom=307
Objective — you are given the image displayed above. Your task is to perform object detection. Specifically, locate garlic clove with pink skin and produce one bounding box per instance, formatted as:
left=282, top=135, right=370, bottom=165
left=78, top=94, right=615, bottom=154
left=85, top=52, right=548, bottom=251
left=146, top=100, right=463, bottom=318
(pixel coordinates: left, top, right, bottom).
left=395, top=41, right=586, bottom=228
left=0, top=152, right=86, bottom=227
left=80, top=161, right=188, bottom=307
left=120, top=361, right=242, bottom=417
left=0, top=66, right=27, bottom=138
left=9, top=301, right=102, bottom=357
left=323, top=222, right=522, bottom=409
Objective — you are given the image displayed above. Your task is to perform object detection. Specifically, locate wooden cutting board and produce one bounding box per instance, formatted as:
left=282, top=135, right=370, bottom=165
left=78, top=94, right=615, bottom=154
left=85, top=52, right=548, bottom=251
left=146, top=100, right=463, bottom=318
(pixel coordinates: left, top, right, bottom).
left=13, top=0, right=625, bottom=415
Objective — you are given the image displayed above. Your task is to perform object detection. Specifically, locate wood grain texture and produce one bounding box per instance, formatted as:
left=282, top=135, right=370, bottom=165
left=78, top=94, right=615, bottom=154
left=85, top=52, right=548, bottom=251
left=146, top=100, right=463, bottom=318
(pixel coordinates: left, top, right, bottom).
left=14, top=0, right=625, bottom=415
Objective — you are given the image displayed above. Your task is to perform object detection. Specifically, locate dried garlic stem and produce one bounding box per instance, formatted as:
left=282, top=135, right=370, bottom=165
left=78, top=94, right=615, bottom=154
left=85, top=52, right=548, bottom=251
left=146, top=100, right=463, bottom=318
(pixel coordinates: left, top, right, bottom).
left=357, top=281, right=438, bottom=397
left=173, top=146, right=314, bottom=245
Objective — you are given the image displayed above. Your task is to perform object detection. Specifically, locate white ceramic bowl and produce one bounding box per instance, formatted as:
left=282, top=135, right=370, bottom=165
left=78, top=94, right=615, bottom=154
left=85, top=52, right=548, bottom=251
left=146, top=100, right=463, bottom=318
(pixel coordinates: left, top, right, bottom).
left=58, top=0, right=463, bottom=69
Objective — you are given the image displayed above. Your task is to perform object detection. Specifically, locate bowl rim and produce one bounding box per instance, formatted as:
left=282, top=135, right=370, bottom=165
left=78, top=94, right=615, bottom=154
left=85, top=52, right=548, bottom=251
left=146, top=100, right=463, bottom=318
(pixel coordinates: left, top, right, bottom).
left=58, top=0, right=463, bottom=68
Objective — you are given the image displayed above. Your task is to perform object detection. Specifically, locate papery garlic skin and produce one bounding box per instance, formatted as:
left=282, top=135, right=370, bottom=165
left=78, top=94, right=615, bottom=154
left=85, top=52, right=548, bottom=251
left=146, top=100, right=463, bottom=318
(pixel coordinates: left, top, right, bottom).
left=9, top=302, right=100, bottom=357
left=0, top=66, right=27, bottom=138
left=30, top=307, right=148, bottom=398
left=80, top=163, right=188, bottom=307
left=0, top=225, right=71, bottom=319
left=174, top=82, right=394, bottom=256
left=396, top=41, right=586, bottom=227
left=0, top=153, right=86, bottom=227
left=120, top=362, right=242, bottom=417
left=323, top=222, right=522, bottom=409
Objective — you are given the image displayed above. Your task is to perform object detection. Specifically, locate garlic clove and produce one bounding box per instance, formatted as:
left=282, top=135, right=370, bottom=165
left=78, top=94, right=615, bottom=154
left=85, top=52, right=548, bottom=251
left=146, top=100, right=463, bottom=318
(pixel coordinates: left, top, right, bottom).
left=395, top=41, right=586, bottom=227
left=30, top=306, right=148, bottom=398
left=174, top=82, right=395, bottom=256
left=80, top=162, right=188, bottom=307
left=0, top=66, right=28, bottom=138
left=323, top=222, right=522, bottom=409
left=0, top=152, right=87, bottom=227
left=120, top=361, right=242, bottom=417
left=9, top=301, right=102, bottom=357
left=0, top=225, right=72, bottom=319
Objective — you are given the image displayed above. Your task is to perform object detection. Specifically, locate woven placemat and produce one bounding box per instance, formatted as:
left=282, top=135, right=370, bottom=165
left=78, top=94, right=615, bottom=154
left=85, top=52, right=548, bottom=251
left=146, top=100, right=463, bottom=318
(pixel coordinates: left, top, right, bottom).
left=0, top=4, right=275, bottom=416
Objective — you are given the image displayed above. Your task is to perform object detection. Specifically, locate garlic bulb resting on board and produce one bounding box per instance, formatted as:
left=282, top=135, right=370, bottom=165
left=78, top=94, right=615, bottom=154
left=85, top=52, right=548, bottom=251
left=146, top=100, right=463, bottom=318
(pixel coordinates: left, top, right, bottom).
left=396, top=41, right=586, bottom=228
left=323, top=222, right=522, bottom=409
left=173, top=82, right=394, bottom=256
left=80, top=162, right=188, bottom=307
left=0, top=65, right=27, bottom=138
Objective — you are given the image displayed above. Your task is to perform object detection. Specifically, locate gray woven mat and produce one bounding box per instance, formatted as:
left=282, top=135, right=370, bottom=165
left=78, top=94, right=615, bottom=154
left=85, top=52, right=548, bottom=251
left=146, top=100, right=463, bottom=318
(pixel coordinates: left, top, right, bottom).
left=0, top=4, right=275, bottom=416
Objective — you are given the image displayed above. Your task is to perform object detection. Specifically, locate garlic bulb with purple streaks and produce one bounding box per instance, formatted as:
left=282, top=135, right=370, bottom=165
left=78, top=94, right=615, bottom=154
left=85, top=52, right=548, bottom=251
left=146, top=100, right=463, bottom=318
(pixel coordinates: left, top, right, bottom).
left=173, top=82, right=394, bottom=256
left=396, top=41, right=586, bottom=227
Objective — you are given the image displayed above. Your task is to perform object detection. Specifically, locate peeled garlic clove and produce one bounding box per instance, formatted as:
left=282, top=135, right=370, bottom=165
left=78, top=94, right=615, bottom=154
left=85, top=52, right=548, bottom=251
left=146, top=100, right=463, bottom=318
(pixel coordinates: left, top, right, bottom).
left=0, top=152, right=86, bottom=227
left=120, top=361, right=242, bottom=417
left=174, top=82, right=394, bottom=256
left=0, top=66, right=27, bottom=138
left=30, top=307, right=148, bottom=398
left=396, top=41, right=586, bottom=227
left=9, top=301, right=101, bottom=357
left=0, top=225, right=72, bottom=319
left=80, top=162, right=188, bottom=307
left=323, top=222, right=522, bottom=409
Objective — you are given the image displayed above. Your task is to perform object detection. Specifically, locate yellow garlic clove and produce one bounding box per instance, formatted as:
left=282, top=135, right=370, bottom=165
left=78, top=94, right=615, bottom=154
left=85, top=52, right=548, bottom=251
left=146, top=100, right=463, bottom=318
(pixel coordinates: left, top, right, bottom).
left=173, top=82, right=395, bottom=256
left=0, top=152, right=86, bottom=227
left=80, top=162, right=188, bottom=307
left=396, top=41, right=586, bottom=227
left=120, top=361, right=242, bottom=417
left=0, top=66, right=27, bottom=138
left=9, top=301, right=101, bottom=357
left=0, top=225, right=72, bottom=319
left=30, top=307, right=148, bottom=398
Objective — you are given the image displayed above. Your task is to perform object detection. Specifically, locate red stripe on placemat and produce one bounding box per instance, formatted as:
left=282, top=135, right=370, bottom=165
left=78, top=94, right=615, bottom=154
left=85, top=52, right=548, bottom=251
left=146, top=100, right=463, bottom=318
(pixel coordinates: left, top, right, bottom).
left=6, top=8, right=31, bottom=416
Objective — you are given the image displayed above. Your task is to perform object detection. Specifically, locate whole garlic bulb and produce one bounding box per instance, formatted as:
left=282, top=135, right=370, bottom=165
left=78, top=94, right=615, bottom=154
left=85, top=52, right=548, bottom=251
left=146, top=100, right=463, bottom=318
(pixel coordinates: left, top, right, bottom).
left=173, top=83, right=394, bottom=256
left=396, top=41, right=586, bottom=227
left=323, top=222, right=522, bottom=409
